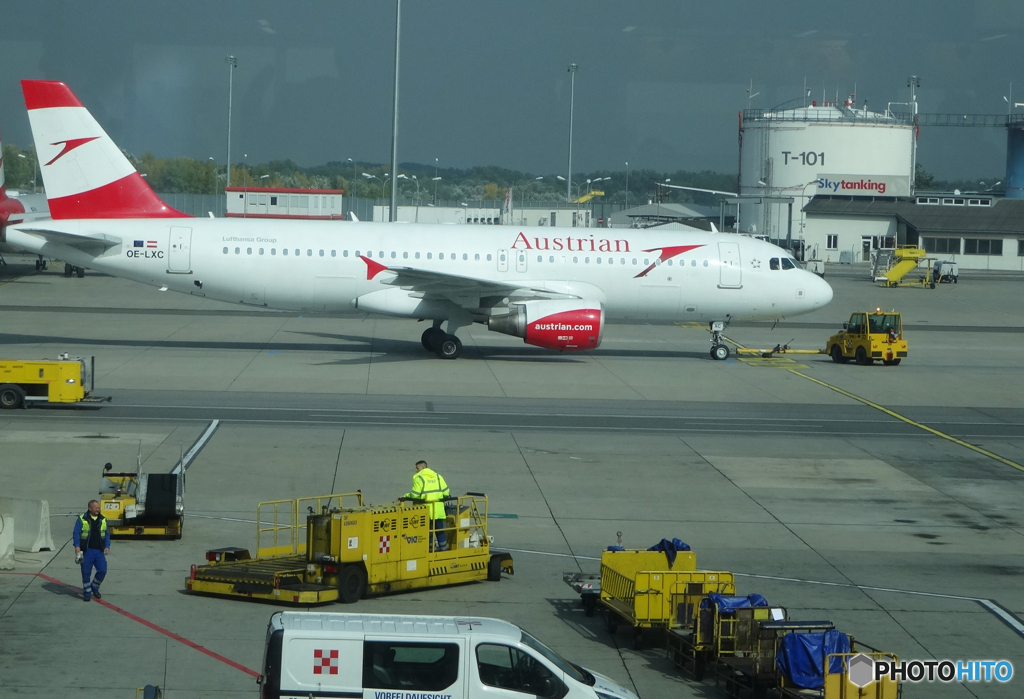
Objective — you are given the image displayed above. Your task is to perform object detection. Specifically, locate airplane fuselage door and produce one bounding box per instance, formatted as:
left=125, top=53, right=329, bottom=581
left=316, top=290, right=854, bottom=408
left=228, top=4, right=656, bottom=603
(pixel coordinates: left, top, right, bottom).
left=497, top=249, right=509, bottom=272
left=515, top=249, right=528, bottom=272
left=168, top=226, right=192, bottom=273
left=718, top=242, right=742, bottom=288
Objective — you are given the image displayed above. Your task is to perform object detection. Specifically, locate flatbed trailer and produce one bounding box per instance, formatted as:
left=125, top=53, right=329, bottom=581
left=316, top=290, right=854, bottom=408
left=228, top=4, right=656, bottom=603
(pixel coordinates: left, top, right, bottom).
left=187, top=491, right=513, bottom=605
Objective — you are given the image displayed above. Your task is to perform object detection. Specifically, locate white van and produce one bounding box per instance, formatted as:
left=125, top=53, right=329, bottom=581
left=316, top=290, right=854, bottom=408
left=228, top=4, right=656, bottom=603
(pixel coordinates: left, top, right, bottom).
left=259, top=612, right=638, bottom=699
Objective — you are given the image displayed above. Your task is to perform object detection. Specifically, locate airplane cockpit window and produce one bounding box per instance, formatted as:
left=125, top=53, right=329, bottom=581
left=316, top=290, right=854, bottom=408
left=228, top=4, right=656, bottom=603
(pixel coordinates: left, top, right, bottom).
left=770, top=258, right=780, bottom=270
left=781, top=258, right=797, bottom=270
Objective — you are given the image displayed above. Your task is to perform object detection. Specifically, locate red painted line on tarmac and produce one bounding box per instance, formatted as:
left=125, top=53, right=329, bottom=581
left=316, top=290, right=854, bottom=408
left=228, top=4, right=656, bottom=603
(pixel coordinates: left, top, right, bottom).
left=1, top=571, right=260, bottom=678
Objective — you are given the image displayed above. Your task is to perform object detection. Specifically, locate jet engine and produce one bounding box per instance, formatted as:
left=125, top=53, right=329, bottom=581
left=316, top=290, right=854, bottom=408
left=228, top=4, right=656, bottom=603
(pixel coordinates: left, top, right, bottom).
left=488, top=300, right=604, bottom=351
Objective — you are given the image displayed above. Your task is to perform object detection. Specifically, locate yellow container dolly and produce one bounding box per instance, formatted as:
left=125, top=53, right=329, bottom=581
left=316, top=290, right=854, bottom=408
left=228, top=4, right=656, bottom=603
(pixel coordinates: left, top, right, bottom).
left=0, top=354, right=108, bottom=409
left=186, top=491, right=513, bottom=605
left=99, top=458, right=183, bottom=539
left=570, top=548, right=735, bottom=650
left=817, top=650, right=901, bottom=699
left=826, top=309, right=908, bottom=366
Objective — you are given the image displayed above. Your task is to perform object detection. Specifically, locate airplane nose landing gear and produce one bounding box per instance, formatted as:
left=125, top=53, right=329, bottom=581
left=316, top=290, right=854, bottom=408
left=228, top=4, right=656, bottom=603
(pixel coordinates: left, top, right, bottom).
left=709, top=320, right=731, bottom=360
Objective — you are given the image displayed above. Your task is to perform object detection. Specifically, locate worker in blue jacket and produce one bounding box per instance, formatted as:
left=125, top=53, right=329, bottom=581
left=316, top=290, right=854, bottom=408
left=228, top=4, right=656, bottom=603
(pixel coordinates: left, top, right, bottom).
left=72, top=499, right=110, bottom=601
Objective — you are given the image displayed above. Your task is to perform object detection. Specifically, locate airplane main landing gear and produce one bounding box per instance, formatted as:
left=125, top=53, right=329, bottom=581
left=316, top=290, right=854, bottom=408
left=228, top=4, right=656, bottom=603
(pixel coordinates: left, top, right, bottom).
left=709, top=320, right=730, bottom=361
left=34, top=257, right=48, bottom=271
left=421, top=325, right=463, bottom=359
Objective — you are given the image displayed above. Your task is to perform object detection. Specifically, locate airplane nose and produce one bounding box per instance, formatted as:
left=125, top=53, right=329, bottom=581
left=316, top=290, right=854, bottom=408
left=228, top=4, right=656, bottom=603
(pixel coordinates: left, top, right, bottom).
left=810, top=273, right=833, bottom=307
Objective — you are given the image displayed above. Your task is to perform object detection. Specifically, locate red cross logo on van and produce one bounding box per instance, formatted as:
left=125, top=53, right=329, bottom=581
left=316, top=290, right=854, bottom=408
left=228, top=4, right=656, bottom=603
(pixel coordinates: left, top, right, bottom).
left=313, top=649, right=339, bottom=675
left=379, top=535, right=391, bottom=553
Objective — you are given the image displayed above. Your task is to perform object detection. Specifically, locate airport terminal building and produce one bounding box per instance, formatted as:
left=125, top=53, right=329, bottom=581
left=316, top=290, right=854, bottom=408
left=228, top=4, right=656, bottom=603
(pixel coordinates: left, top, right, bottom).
left=803, top=193, right=1024, bottom=271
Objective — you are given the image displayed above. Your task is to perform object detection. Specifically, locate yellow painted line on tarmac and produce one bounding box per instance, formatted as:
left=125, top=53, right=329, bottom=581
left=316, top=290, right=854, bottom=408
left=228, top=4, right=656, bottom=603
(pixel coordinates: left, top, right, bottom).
left=789, top=369, right=1024, bottom=474
left=739, top=358, right=809, bottom=369
left=0, top=272, right=32, bottom=289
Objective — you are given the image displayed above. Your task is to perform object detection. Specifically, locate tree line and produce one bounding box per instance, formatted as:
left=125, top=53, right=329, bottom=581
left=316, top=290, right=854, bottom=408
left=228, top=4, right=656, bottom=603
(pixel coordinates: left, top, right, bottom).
left=1, top=143, right=1000, bottom=206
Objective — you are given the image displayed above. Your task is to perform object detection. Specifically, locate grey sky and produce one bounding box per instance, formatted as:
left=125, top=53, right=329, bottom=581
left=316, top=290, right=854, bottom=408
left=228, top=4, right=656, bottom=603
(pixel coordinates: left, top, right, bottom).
left=2, top=1, right=1021, bottom=179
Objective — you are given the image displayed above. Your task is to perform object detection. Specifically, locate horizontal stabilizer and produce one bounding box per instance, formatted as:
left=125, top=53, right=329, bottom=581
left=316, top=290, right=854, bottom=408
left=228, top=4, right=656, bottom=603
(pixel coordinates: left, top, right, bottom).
left=14, top=226, right=122, bottom=252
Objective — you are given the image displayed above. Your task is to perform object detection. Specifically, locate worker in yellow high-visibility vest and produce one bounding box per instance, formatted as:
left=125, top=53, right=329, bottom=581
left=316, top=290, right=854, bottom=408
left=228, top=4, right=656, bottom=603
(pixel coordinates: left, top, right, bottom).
left=405, top=460, right=450, bottom=551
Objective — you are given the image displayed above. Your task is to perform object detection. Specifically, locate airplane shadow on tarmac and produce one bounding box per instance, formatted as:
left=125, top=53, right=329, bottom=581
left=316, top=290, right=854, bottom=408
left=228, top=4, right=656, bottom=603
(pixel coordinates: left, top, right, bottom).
left=0, top=331, right=710, bottom=364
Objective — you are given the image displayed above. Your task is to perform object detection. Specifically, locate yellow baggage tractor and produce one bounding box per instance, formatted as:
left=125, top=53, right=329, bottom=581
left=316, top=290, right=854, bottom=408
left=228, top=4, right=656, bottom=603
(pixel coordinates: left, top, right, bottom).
left=595, top=547, right=735, bottom=649
left=99, top=461, right=183, bottom=539
left=186, top=491, right=513, bottom=605
left=0, top=354, right=108, bottom=409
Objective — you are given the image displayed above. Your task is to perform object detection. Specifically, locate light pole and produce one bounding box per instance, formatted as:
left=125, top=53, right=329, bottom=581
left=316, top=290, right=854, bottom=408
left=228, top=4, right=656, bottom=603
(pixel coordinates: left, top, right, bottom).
left=388, top=0, right=401, bottom=222
left=432, top=176, right=441, bottom=205
left=566, top=62, right=578, bottom=204
left=624, top=161, right=629, bottom=209
left=17, top=153, right=38, bottom=193
left=347, top=158, right=356, bottom=196
left=557, top=175, right=582, bottom=202
left=208, top=156, right=217, bottom=194
left=225, top=55, right=237, bottom=187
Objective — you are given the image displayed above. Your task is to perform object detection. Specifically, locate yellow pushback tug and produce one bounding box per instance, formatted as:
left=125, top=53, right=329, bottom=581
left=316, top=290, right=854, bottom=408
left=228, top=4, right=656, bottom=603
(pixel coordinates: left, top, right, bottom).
left=187, top=491, right=513, bottom=604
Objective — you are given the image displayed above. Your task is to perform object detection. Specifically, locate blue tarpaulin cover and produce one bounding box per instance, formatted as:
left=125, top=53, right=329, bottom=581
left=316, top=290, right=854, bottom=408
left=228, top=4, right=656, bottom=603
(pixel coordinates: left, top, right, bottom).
left=646, top=538, right=691, bottom=566
left=605, top=546, right=625, bottom=552
left=700, top=593, right=769, bottom=611
left=775, top=631, right=851, bottom=690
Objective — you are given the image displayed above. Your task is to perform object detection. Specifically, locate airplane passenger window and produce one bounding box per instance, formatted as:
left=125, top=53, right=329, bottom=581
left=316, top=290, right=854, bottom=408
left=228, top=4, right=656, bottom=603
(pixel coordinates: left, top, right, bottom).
left=451, top=253, right=455, bottom=259
left=475, top=254, right=480, bottom=261
left=343, top=250, right=348, bottom=257
left=319, top=250, right=324, bottom=257
left=415, top=252, right=420, bottom=259
left=271, top=248, right=276, bottom=255
left=247, top=248, right=252, bottom=254
left=331, top=250, right=336, bottom=257
left=655, top=259, right=661, bottom=266
left=439, top=253, right=445, bottom=260
left=621, top=258, right=625, bottom=265
left=770, top=258, right=780, bottom=270
left=486, top=254, right=492, bottom=261
left=703, top=260, right=708, bottom=267
left=222, top=247, right=228, bottom=254
left=585, top=257, right=590, bottom=263
left=259, top=248, right=264, bottom=255
left=596, top=257, right=602, bottom=264
left=463, top=253, right=468, bottom=260
left=643, top=259, right=649, bottom=265
left=295, top=249, right=300, bottom=256
left=307, top=249, right=312, bottom=256
left=283, top=249, right=289, bottom=256
left=355, top=250, right=361, bottom=257
left=573, top=257, right=578, bottom=263
left=632, top=258, right=637, bottom=265
left=549, top=256, right=554, bottom=263
left=403, top=252, right=408, bottom=259
left=427, top=253, right=432, bottom=259
left=537, top=255, right=542, bottom=262
left=691, top=260, right=696, bottom=266
left=667, top=260, right=672, bottom=266
left=391, top=252, right=397, bottom=259
left=235, top=247, right=240, bottom=254
left=379, top=251, right=384, bottom=258
left=781, top=258, right=797, bottom=270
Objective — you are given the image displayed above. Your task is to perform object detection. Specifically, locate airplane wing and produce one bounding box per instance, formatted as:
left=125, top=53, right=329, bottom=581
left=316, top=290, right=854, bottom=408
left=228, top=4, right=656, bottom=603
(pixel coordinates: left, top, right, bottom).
left=12, top=226, right=122, bottom=253
left=363, top=256, right=579, bottom=305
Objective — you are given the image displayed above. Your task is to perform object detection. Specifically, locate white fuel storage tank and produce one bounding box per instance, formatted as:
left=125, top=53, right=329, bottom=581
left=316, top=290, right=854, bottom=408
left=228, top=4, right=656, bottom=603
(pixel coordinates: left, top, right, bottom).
left=738, top=102, right=914, bottom=255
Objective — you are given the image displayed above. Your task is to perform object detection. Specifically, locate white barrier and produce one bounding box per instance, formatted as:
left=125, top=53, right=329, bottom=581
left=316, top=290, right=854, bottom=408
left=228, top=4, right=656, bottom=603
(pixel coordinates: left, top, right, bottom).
left=0, top=513, right=15, bottom=569
left=0, top=497, right=55, bottom=552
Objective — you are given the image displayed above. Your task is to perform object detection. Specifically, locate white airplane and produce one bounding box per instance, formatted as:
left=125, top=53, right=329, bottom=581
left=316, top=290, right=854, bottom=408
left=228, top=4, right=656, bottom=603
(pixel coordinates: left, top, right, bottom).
left=0, top=128, right=52, bottom=269
left=7, top=80, right=832, bottom=360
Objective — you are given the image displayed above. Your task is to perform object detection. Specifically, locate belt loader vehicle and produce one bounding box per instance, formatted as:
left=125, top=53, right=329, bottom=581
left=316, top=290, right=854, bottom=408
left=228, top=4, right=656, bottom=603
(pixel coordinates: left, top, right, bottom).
left=259, top=612, right=638, bottom=699
left=99, top=460, right=183, bottom=539
left=187, top=491, right=513, bottom=605
left=827, top=309, right=907, bottom=366
left=0, top=354, right=107, bottom=409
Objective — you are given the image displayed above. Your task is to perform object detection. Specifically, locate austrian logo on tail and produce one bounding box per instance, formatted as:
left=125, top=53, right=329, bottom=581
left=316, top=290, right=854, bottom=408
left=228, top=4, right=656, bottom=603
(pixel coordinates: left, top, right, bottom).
left=44, top=136, right=100, bottom=166
left=634, top=245, right=704, bottom=278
